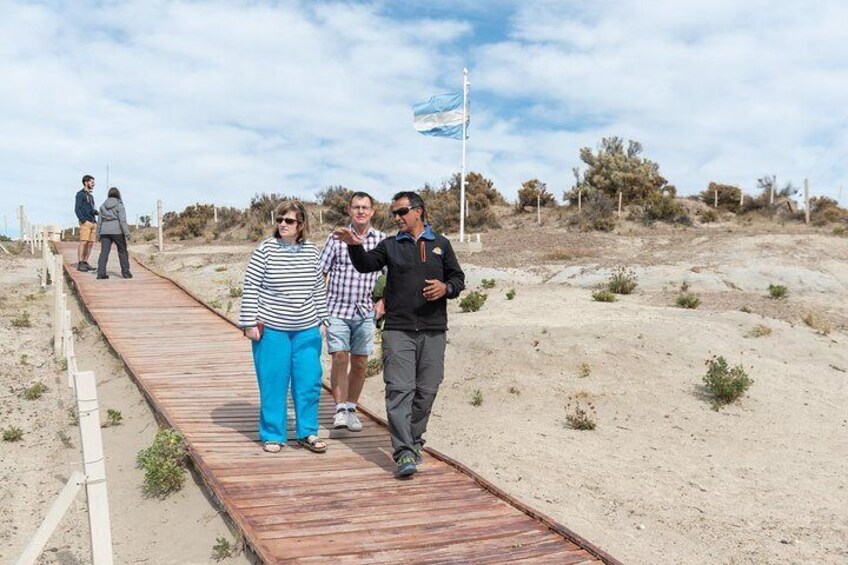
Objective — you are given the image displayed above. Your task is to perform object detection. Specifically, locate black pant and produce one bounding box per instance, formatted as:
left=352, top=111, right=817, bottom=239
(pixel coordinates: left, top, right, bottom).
left=97, top=234, right=131, bottom=277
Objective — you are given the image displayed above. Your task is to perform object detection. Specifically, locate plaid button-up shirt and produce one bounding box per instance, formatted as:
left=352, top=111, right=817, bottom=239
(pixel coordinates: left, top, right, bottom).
left=319, top=225, right=386, bottom=319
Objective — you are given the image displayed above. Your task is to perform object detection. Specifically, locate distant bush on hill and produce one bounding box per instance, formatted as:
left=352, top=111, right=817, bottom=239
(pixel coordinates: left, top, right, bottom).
left=808, top=196, right=847, bottom=225
left=515, top=178, right=555, bottom=212
left=742, top=175, right=799, bottom=215
left=420, top=171, right=504, bottom=232
left=317, top=185, right=353, bottom=226
left=165, top=204, right=214, bottom=240
left=700, top=182, right=742, bottom=213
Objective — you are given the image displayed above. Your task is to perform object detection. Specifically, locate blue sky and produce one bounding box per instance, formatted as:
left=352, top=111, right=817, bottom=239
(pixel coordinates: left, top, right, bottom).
left=2, top=0, right=848, bottom=235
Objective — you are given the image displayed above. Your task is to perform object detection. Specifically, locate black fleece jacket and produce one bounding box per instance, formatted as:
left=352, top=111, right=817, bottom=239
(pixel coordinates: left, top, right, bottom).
left=348, top=229, right=465, bottom=332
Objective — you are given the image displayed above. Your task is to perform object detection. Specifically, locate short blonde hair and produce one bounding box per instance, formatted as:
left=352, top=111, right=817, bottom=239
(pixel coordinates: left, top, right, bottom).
left=273, top=200, right=309, bottom=242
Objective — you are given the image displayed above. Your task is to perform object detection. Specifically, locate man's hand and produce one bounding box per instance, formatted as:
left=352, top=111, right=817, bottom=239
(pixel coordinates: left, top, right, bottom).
left=423, top=279, right=447, bottom=301
left=333, top=228, right=363, bottom=246
left=374, top=298, right=385, bottom=320
left=243, top=326, right=262, bottom=341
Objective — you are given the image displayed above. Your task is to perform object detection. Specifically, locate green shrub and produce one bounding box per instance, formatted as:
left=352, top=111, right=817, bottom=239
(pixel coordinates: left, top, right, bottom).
left=21, top=381, right=48, bottom=400
left=505, top=288, right=516, bottom=300
left=563, top=189, right=617, bottom=232
left=136, top=428, right=189, bottom=498
left=702, top=356, right=753, bottom=409
left=480, top=278, right=496, bottom=289
left=469, top=389, right=483, bottom=407
left=592, top=290, right=617, bottom=302
left=228, top=285, right=243, bottom=298
left=212, top=536, right=238, bottom=561
left=166, top=203, right=214, bottom=240
left=11, top=311, right=31, bottom=328
left=420, top=171, right=505, bottom=232
left=700, top=182, right=742, bottom=212
left=642, top=193, right=690, bottom=225
left=209, top=299, right=222, bottom=309
left=515, top=178, right=556, bottom=212
left=2, top=426, right=24, bottom=442
left=676, top=293, right=701, bottom=309
left=104, top=409, right=123, bottom=427
left=68, top=406, right=79, bottom=426
left=748, top=324, right=772, bottom=337
left=459, top=291, right=487, bottom=313
left=577, top=362, right=591, bottom=378
left=608, top=267, right=638, bottom=294
left=768, top=284, right=788, bottom=299
left=698, top=208, right=719, bottom=223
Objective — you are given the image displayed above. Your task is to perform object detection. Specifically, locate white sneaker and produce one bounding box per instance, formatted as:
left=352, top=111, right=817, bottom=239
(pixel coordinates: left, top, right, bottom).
left=333, top=410, right=348, bottom=429
left=346, top=409, right=363, bottom=432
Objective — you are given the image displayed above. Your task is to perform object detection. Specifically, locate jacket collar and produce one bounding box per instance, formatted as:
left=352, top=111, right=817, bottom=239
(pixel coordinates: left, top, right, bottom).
left=396, top=224, right=435, bottom=242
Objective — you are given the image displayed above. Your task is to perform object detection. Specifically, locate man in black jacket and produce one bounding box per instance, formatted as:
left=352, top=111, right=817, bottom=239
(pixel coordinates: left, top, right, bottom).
left=74, top=175, right=98, bottom=272
left=335, top=191, right=465, bottom=477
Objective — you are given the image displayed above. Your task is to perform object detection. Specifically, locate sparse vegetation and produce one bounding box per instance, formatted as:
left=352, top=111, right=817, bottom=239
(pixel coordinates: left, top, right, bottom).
left=676, top=293, right=701, bottom=309
left=209, top=299, right=222, bottom=309
left=698, top=208, right=719, bottom=223
left=768, top=284, right=789, bottom=300
left=459, top=291, right=487, bottom=313
left=58, top=357, right=68, bottom=372
left=740, top=305, right=753, bottom=314
left=577, top=362, right=592, bottom=378
left=136, top=428, right=189, bottom=498
left=544, top=248, right=573, bottom=261
left=58, top=430, right=74, bottom=448
left=802, top=313, right=833, bottom=336
left=505, top=288, right=516, bottom=300
left=3, top=426, right=24, bottom=442
left=748, top=324, right=773, bottom=338
left=480, top=278, right=496, bottom=289
left=21, top=381, right=48, bottom=400
left=702, top=356, right=753, bottom=410
left=227, top=284, right=243, bottom=298
left=565, top=398, right=597, bottom=430
left=68, top=406, right=79, bottom=426
left=592, top=289, right=617, bottom=302
left=11, top=311, right=32, bottom=328
left=515, top=178, right=556, bottom=212
left=608, top=267, right=638, bottom=295
left=366, top=357, right=383, bottom=377
left=104, top=409, right=123, bottom=427
left=469, top=389, right=483, bottom=407
left=212, top=536, right=239, bottom=561
left=214, top=265, right=228, bottom=272
left=508, top=386, right=520, bottom=395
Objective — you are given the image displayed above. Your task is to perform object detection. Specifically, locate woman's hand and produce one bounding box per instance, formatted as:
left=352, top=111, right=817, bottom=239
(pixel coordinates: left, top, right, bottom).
left=243, top=326, right=262, bottom=341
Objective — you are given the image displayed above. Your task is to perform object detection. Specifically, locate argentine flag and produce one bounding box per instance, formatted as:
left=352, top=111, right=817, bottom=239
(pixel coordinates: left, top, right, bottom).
left=412, top=91, right=469, bottom=139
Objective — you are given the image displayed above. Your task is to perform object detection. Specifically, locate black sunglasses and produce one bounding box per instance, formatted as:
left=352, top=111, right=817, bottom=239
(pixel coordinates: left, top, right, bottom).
left=391, top=206, right=419, bottom=217
left=276, top=217, right=300, bottom=225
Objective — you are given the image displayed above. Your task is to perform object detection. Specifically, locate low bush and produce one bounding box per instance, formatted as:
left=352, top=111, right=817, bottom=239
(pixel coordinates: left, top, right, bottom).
left=608, top=267, right=638, bottom=294
left=700, top=182, right=742, bottom=212
left=366, top=357, right=383, bottom=377
left=592, top=290, right=617, bottom=302
left=702, top=356, right=752, bottom=409
left=564, top=399, right=596, bottom=430
left=104, top=409, right=123, bottom=427
left=768, top=284, right=788, bottom=299
left=676, top=293, right=701, bottom=309
left=11, top=311, right=31, bottom=328
left=698, top=208, right=719, bottom=223
left=505, top=288, right=516, bottom=300
left=802, top=313, right=833, bottom=336
left=480, top=278, right=496, bottom=289
left=2, top=426, right=24, bottom=442
left=469, top=389, right=483, bottom=407
left=748, top=324, right=772, bottom=337
left=21, top=381, right=48, bottom=400
left=136, top=428, right=189, bottom=498
left=459, top=291, right=487, bottom=313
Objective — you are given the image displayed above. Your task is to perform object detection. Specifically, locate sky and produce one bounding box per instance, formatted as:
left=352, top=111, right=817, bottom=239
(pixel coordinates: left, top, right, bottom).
left=2, top=0, right=848, bottom=235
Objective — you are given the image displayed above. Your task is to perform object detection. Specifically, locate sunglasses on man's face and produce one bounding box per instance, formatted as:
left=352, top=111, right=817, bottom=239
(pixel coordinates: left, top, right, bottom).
left=391, top=206, right=419, bottom=217
left=276, top=217, right=300, bottom=225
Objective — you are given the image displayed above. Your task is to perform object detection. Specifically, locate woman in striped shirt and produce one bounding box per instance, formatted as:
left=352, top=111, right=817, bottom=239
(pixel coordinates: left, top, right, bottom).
left=239, top=201, right=330, bottom=454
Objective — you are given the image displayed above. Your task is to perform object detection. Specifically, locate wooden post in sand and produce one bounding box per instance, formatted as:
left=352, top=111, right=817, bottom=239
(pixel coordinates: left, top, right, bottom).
left=536, top=194, right=541, bottom=225
left=740, top=189, right=744, bottom=208
left=714, top=189, right=718, bottom=208
left=40, top=231, right=49, bottom=288
left=804, top=178, right=810, bottom=225
left=53, top=254, right=64, bottom=357
left=770, top=177, right=775, bottom=205
left=618, top=192, right=623, bottom=218
left=577, top=189, right=582, bottom=214
left=213, top=205, right=218, bottom=223
left=156, top=200, right=163, bottom=252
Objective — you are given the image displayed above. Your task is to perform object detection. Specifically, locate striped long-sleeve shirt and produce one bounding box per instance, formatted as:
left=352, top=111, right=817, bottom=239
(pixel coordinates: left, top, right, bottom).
left=238, top=238, right=329, bottom=331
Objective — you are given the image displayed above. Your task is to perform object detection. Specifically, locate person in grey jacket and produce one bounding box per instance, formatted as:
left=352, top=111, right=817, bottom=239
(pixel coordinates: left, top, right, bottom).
left=96, top=187, right=133, bottom=279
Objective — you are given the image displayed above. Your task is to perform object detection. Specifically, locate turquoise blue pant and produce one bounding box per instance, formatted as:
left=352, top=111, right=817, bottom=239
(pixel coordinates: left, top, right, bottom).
left=251, top=325, right=323, bottom=443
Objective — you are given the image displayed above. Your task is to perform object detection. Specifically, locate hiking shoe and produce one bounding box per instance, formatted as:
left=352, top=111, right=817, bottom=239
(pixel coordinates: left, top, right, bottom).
left=122, top=273, right=133, bottom=279
left=77, top=263, right=89, bottom=272
left=96, top=274, right=109, bottom=279
left=346, top=409, right=363, bottom=432
left=333, top=409, right=348, bottom=429
left=414, top=448, right=423, bottom=465
left=395, top=456, right=418, bottom=478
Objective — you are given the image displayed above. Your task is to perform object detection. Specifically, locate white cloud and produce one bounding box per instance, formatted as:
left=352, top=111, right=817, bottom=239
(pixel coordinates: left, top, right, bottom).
left=1, top=0, right=847, bottom=236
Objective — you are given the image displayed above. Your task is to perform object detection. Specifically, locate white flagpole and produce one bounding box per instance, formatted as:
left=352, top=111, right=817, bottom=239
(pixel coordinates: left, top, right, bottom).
left=460, top=68, right=469, bottom=243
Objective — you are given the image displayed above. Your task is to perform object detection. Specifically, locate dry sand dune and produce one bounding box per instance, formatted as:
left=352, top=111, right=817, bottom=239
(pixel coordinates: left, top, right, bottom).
left=2, top=219, right=846, bottom=564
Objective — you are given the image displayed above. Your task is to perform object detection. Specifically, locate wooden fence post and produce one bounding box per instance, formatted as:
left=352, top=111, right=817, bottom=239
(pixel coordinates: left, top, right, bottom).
left=618, top=192, right=623, bottom=218
left=536, top=194, right=541, bottom=225
left=157, top=200, right=163, bottom=252
left=804, top=178, right=810, bottom=225
left=578, top=189, right=582, bottom=214
left=74, top=370, right=114, bottom=564
left=714, top=189, right=718, bottom=208
left=54, top=255, right=64, bottom=357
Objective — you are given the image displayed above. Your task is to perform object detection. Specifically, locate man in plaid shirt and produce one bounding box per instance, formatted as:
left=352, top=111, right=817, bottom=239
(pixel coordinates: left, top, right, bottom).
left=319, top=191, right=386, bottom=432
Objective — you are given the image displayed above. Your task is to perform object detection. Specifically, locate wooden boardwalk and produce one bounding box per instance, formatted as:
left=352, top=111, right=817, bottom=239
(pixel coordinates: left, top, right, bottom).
left=58, top=243, right=621, bottom=565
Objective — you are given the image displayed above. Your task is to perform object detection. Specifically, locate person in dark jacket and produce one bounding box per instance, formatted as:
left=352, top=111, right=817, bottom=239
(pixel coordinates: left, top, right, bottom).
left=74, top=175, right=98, bottom=272
left=95, top=187, right=132, bottom=279
left=334, top=191, right=465, bottom=478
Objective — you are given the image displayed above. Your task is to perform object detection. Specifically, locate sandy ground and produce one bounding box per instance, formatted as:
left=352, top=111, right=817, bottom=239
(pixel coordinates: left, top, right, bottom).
left=134, top=217, right=848, bottom=565
left=0, top=256, right=251, bottom=564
